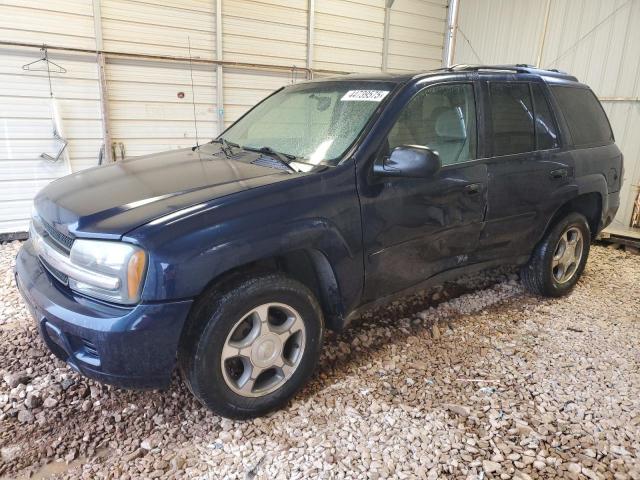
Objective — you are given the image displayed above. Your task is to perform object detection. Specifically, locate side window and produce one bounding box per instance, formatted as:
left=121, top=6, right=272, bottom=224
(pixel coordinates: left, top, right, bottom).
left=489, top=82, right=535, bottom=156
left=550, top=86, right=613, bottom=146
left=387, top=84, right=477, bottom=166
left=531, top=84, right=559, bottom=150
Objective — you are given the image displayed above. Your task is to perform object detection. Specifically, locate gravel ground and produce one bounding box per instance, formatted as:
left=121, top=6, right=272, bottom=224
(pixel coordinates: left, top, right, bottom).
left=0, top=240, right=639, bottom=480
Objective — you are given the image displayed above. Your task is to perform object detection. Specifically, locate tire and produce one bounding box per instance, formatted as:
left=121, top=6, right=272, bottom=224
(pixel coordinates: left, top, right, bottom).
left=521, top=212, right=591, bottom=297
left=178, top=273, right=324, bottom=419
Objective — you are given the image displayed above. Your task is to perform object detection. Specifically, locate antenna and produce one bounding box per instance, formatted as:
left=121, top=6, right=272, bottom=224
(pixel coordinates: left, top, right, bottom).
left=188, top=36, right=200, bottom=148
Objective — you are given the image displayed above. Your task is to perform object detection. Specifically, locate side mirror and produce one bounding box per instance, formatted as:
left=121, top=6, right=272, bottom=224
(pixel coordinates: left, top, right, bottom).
left=374, top=145, right=441, bottom=178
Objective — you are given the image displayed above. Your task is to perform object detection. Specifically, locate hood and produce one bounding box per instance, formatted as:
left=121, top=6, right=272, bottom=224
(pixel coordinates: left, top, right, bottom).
left=34, top=147, right=292, bottom=239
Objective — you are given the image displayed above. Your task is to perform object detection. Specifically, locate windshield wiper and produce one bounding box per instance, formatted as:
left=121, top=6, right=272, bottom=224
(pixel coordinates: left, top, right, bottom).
left=258, top=146, right=297, bottom=161
left=241, top=146, right=299, bottom=172
left=206, top=137, right=240, bottom=157
left=216, top=138, right=240, bottom=149
left=209, top=141, right=334, bottom=171
left=243, top=146, right=334, bottom=170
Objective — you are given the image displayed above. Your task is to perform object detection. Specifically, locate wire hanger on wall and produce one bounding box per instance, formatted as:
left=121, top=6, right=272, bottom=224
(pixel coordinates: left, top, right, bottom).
left=22, top=45, right=69, bottom=164
left=22, top=45, right=67, bottom=98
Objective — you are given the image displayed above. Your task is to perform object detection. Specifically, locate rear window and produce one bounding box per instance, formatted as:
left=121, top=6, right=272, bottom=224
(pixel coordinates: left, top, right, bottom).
left=550, top=86, right=613, bottom=146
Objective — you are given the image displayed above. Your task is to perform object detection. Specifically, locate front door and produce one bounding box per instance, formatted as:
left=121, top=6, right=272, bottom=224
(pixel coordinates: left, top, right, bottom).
left=359, top=82, right=488, bottom=301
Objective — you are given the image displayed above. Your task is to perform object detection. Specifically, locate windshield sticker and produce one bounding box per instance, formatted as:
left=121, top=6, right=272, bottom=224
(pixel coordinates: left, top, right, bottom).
left=341, top=90, right=389, bottom=102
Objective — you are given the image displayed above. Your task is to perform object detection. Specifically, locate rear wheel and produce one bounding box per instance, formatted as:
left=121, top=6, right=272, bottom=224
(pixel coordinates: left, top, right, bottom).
left=178, top=273, right=323, bottom=419
left=521, top=212, right=591, bottom=297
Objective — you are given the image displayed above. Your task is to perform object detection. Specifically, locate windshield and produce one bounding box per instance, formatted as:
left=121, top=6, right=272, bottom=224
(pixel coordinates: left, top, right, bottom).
left=221, top=81, right=395, bottom=166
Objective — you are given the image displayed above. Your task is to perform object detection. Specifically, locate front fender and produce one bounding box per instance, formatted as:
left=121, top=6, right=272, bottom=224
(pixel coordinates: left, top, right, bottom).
left=184, top=216, right=356, bottom=300
left=125, top=165, right=364, bottom=315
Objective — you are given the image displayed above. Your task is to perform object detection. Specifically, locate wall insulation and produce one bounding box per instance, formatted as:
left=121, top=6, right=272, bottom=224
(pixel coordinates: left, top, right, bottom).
left=454, top=0, right=640, bottom=229
left=0, top=0, right=448, bottom=235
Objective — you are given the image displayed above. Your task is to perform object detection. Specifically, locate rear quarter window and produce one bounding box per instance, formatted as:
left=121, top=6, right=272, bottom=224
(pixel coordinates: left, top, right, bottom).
left=550, top=86, right=613, bottom=147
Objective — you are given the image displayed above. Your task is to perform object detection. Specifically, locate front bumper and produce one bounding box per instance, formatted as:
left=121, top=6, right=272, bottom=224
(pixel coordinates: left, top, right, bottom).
left=15, top=240, right=193, bottom=389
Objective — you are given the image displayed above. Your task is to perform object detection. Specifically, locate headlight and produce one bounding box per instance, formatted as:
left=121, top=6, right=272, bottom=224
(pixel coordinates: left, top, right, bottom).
left=69, top=240, right=147, bottom=305
left=29, top=209, right=148, bottom=305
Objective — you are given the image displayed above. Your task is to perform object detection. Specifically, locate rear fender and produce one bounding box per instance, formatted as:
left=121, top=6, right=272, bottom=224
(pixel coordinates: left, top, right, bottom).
left=537, top=173, right=607, bottom=245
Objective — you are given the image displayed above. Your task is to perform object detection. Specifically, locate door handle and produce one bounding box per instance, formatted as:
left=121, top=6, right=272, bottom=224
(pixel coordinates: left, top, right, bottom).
left=549, top=168, right=568, bottom=179
left=464, top=183, right=481, bottom=195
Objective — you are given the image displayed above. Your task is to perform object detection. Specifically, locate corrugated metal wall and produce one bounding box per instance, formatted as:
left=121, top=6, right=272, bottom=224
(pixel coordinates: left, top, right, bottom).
left=454, top=0, right=640, bottom=228
left=101, top=0, right=218, bottom=156
left=107, top=60, right=218, bottom=156
left=0, top=1, right=102, bottom=234
left=0, top=0, right=449, bottom=235
left=315, top=0, right=385, bottom=73
left=224, top=0, right=307, bottom=67
left=222, top=0, right=449, bottom=125
left=101, top=0, right=217, bottom=58
left=1, top=0, right=97, bottom=49
left=221, top=0, right=308, bottom=127
left=387, top=0, right=447, bottom=72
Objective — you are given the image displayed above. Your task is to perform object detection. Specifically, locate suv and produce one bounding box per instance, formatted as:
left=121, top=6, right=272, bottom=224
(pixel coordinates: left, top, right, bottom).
left=16, top=65, right=622, bottom=418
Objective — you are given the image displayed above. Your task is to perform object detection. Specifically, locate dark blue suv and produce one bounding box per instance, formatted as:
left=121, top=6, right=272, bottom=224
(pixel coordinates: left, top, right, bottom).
left=16, top=65, right=622, bottom=418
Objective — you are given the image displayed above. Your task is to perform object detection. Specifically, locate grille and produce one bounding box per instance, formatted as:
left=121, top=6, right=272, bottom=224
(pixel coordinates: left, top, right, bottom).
left=42, top=220, right=74, bottom=253
left=40, top=257, right=69, bottom=286
left=81, top=338, right=99, bottom=357
left=252, top=156, right=290, bottom=171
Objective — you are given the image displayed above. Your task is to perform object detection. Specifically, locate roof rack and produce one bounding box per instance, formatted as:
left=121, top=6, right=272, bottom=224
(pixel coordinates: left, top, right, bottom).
left=435, top=64, right=577, bottom=81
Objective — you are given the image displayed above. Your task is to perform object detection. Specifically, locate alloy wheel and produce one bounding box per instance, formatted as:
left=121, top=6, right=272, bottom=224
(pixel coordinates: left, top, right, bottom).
left=552, top=226, right=584, bottom=284
left=221, top=303, right=306, bottom=397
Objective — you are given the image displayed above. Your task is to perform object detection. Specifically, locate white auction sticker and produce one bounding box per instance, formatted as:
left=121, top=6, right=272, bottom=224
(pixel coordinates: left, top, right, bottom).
left=341, top=90, right=389, bottom=102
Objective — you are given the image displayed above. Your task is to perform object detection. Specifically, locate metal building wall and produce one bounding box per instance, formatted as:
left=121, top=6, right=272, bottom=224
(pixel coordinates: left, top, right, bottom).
left=387, top=0, right=447, bottom=73
left=224, top=0, right=451, bottom=123
left=454, top=0, right=640, bottom=228
left=222, top=0, right=307, bottom=127
left=224, top=0, right=308, bottom=67
left=0, top=0, right=449, bottom=235
left=315, top=0, right=385, bottom=73
left=101, top=0, right=218, bottom=156
left=0, top=1, right=103, bottom=234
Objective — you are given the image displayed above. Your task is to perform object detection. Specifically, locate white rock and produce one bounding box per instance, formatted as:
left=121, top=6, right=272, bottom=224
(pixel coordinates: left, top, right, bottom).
left=483, top=460, right=501, bottom=473
left=446, top=404, right=470, bottom=417
left=533, top=460, right=546, bottom=470
left=17, top=410, right=34, bottom=424
left=567, top=463, right=582, bottom=474
left=1, top=446, right=21, bottom=462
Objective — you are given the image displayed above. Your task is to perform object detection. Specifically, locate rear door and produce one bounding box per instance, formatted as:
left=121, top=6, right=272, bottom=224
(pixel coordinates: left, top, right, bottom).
left=478, top=80, right=574, bottom=260
left=359, top=81, right=488, bottom=301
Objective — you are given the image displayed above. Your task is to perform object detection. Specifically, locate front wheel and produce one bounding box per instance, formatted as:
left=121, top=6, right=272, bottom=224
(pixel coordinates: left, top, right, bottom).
left=178, top=273, right=324, bottom=419
left=521, top=212, right=591, bottom=297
